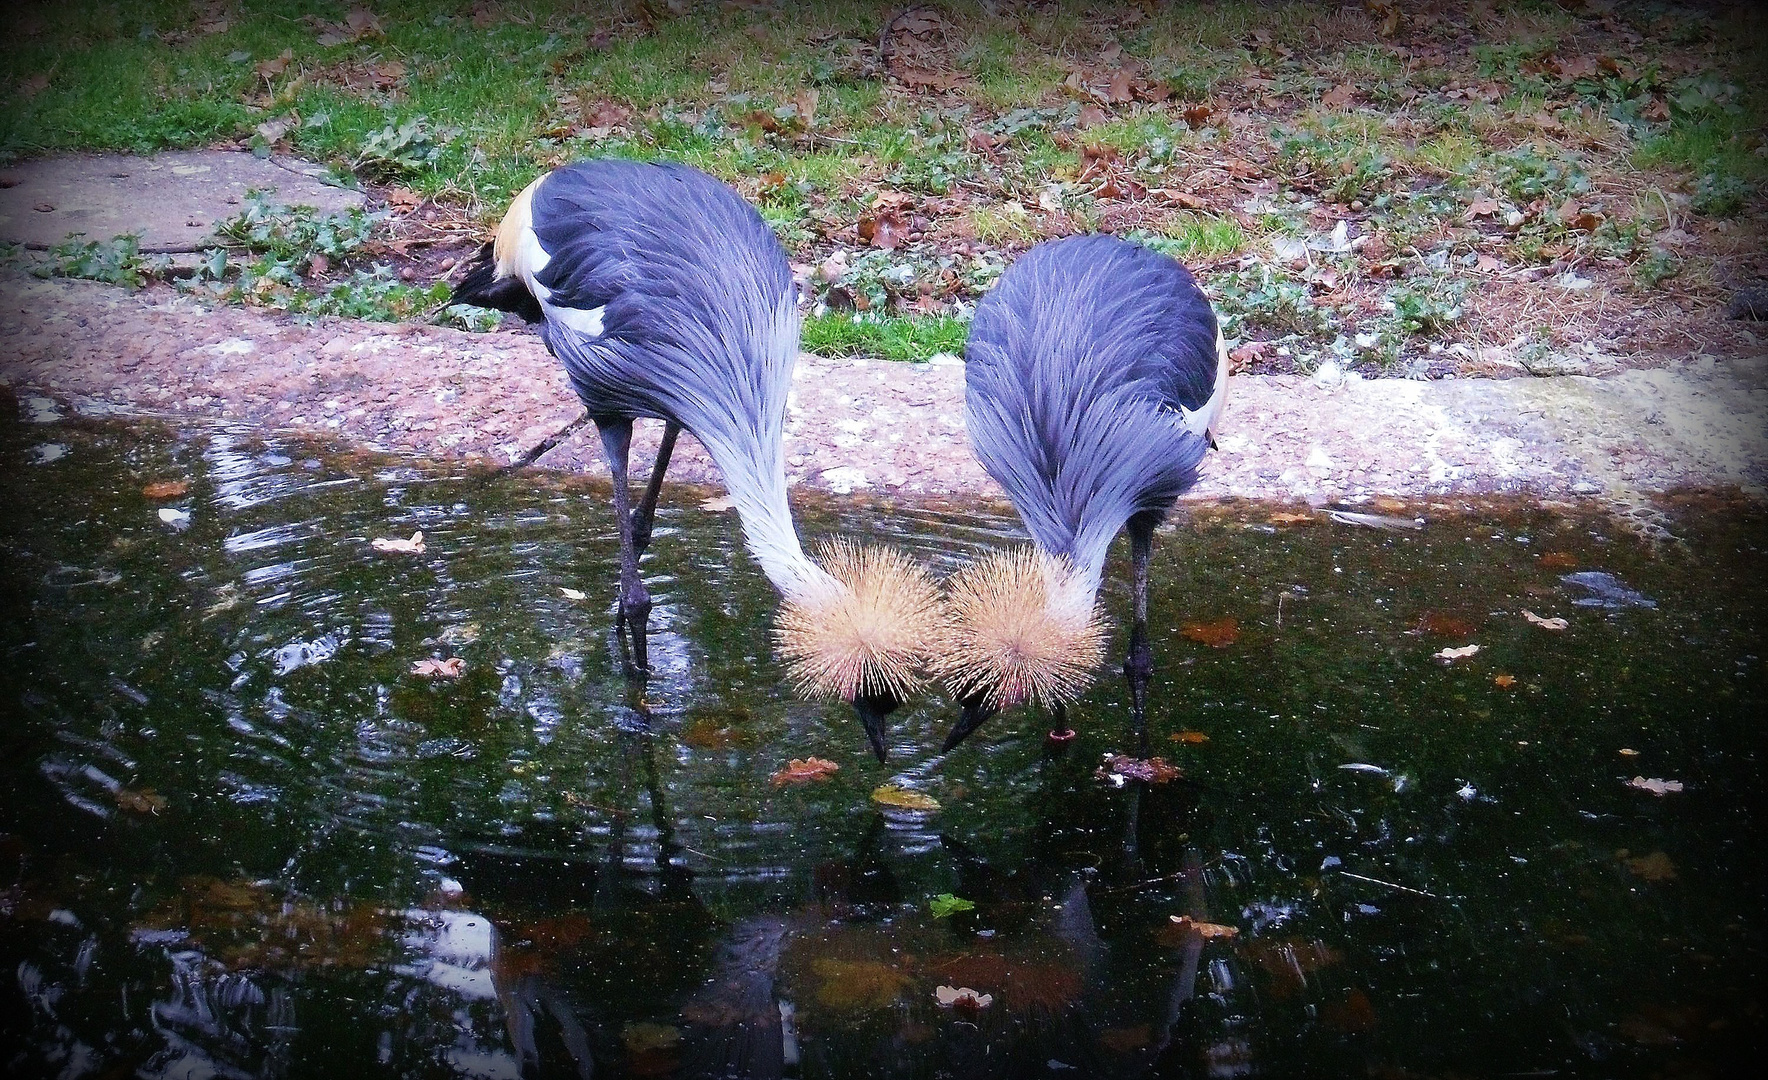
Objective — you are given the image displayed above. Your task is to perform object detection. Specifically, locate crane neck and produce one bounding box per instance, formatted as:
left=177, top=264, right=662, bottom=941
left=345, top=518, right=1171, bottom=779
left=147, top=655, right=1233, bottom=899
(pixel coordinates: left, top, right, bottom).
left=694, top=427, right=834, bottom=604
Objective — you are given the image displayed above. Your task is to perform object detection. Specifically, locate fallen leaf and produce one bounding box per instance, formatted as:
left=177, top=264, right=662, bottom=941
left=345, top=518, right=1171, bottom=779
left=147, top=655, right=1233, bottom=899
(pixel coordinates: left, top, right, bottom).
left=158, top=507, right=191, bottom=527
left=115, top=787, right=168, bottom=814
left=411, top=657, right=465, bottom=678
left=1434, top=644, right=1481, bottom=661
left=1097, top=754, right=1181, bottom=784
left=17, top=73, right=51, bottom=100
left=143, top=480, right=190, bottom=499
left=812, top=958, right=912, bottom=1012
left=560, top=586, right=587, bottom=600
left=1104, top=68, right=1134, bottom=104
left=1538, top=551, right=1578, bottom=569
left=386, top=186, right=422, bottom=211
left=1622, top=850, right=1676, bottom=881
left=1321, top=83, right=1356, bottom=108
left=1181, top=103, right=1213, bottom=128
left=1522, top=609, right=1568, bottom=631
left=1627, top=776, right=1683, bottom=796
left=934, top=985, right=994, bottom=1009
left=929, top=892, right=975, bottom=918
left=858, top=209, right=908, bottom=250
left=1466, top=198, right=1500, bottom=219
left=1416, top=611, right=1477, bottom=637
left=1181, top=617, right=1239, bottom=647
left=1268, top=512, right=1314, bottom=524
left=770, top=757, right=839, bottom=786
left=1493, top=674, right=1517, bottom=688
left=871, top=784, right=941, bottom=811
left=1170, top=730, right=1210, bottom=744
left=1166, top=914, right=1238, bottom=939
left=1475, top=254, right=1503, bottom=273
left=699, top=496, right=734, bottom=512
left=1618, top=748, right=1639, bottom=757
left=371, top=531, right=425, bottom=554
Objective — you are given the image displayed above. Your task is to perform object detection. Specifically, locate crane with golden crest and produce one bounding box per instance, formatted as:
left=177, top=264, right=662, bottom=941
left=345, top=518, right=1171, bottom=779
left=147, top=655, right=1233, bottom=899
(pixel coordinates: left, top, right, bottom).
left=453, top=159, right=940, bottom=760
left=936, top=234, right=1229, bottom=754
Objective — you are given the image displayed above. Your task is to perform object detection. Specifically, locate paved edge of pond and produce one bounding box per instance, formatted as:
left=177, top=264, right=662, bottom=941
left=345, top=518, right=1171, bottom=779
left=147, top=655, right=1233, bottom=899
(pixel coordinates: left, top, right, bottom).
left=2, top=273, right=1766, bottom=503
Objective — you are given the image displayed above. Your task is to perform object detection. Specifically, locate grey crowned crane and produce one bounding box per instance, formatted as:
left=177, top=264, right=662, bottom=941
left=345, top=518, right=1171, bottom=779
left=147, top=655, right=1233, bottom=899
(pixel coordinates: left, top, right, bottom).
left=451, top=159, right=940, bottom=759
left=935, top=234, right=1228, bottom=754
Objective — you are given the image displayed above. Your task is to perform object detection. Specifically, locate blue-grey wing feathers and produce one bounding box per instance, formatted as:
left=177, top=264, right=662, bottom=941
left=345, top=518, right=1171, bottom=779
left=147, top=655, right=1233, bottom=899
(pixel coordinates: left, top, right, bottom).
left=964, top=235, right=1219, bottom=576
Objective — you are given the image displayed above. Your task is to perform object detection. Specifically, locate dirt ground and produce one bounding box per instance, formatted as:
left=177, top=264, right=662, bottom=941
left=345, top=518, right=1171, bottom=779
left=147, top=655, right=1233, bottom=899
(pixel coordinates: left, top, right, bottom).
left=4, top=273, right=1763, bottom=505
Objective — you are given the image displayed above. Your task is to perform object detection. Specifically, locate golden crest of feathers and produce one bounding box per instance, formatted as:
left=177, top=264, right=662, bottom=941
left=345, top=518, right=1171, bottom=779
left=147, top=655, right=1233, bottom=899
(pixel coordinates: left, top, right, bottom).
left=775, top=541, right=943, bottom=702
left=933, top=547, right=1106, bottom=710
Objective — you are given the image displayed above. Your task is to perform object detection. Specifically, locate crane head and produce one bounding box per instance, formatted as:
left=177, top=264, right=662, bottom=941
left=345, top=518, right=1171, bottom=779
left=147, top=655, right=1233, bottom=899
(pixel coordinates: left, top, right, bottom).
left=775, top=541, right=943, bottom=762
left=932, top=547, right=1105, bottom=751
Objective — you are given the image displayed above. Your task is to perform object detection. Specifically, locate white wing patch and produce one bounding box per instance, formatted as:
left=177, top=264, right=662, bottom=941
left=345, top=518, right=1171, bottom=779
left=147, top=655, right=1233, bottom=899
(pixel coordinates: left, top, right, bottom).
left=544, top=301, right=606, bottom=339
left=1177, top=321, right=1230, bottom=442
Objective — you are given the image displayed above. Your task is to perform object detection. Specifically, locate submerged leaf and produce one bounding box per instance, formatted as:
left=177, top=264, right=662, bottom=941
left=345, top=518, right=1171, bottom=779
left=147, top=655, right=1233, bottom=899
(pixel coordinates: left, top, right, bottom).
left=1181, top=618, right=1239, bottom=647
left=1621, top=850, right=1677, bottom=881
left=871, top=784, right=941, bottom=811
left=1493, top=674, right=1517, bottom=688
left=1170, top=730, right=1210, bottom=744
left=812, top=958, right=912, bottom=1012
left=771, top=757, right=840, bottom=786
left=1097, top=755, right=1181, bottom=784
left=929, top=893, right=975, bottom=918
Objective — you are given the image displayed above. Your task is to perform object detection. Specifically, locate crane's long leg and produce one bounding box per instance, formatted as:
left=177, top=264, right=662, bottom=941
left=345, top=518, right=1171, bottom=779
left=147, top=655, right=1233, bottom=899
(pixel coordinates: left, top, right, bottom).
left=598, top=418, right=652, bottom=677
left=630, top=421, right=680, bottom=559
left=1124, top=514, right=1158, bottom=757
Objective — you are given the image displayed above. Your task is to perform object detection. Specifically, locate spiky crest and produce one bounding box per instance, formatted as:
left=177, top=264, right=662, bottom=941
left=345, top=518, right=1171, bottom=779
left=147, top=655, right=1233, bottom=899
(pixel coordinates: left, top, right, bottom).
left=933, top=547, right=1106, bottom=710
left=775, top=540, right=943, bottom=702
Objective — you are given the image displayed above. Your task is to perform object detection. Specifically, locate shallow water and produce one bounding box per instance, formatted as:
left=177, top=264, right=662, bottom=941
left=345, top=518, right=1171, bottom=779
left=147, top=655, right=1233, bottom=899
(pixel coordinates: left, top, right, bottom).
left=2, top=402, right=1765, bottom=1079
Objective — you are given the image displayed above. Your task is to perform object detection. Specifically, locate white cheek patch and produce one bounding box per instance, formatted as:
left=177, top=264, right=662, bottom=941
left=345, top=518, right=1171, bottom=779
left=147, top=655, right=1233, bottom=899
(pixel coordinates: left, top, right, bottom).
left=545, top=302, right=606, bottom=338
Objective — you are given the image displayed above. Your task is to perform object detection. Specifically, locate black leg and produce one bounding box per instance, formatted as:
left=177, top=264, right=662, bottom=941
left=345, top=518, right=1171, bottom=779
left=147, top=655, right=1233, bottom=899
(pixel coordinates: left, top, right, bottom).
left=598, top=419, right=652, bottom=677
left=1124, top=514, right=1157, bottom=757
left=631, top=420, right=680, bottom=558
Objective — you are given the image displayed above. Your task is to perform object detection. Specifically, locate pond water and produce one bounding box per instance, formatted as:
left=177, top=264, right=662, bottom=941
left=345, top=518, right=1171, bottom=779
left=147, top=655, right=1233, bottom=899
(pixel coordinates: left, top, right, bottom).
left=2, top=402, right=1764, bottom=1079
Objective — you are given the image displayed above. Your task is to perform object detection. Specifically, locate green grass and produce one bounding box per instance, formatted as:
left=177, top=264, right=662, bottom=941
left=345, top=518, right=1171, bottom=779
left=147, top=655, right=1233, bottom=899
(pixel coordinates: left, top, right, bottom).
left=4, top=0, right=1764, bottom=367
left=801, top=314, right=968, bottom=363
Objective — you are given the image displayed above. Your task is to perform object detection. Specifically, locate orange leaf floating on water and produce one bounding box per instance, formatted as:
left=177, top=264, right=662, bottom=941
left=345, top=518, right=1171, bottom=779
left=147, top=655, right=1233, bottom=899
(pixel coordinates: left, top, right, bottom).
left=871, top=784, right=941, bottom=811
left=934, top=985, right=994, bottom=1010
left=1627, top=776, right=1682, bottom=796
left=142, top=480, right=190, bottom=499
left=1434, top=644, right=1480, bottom=661
left=372, top=531, right=425, bottom=554
left=1493, top=674, right=1517, bottom=688
left=411, top=657, right=464, bottom=678
left=1166, top=914, right=1238, bottom=939
left=771, top=757, right=840, bottom=786
left=1097, top=754, right=1181, bottom=784
left=1171, top=730, right=1210, bottom=744
left=1181, top=618, right=1239, bottom=647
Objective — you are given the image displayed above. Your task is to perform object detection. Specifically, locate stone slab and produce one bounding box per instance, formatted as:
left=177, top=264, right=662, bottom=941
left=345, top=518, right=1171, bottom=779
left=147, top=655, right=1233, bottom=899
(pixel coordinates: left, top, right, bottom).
left=2, top=275, right=1764, bottom=505
left=0, top=151, right=366, bottom=253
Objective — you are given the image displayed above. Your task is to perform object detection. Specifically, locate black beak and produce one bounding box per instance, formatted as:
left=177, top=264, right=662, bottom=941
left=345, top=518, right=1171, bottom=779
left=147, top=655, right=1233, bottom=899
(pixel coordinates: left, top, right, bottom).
left=941, top=693, right=998, bottom=754
left=852, top=692, right=899, bottom=764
